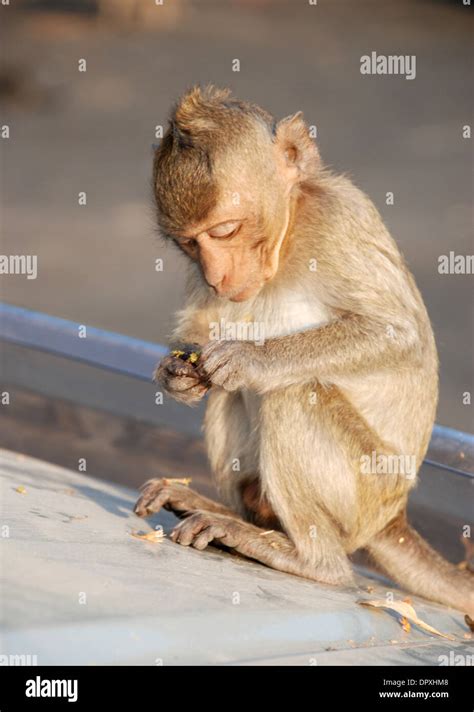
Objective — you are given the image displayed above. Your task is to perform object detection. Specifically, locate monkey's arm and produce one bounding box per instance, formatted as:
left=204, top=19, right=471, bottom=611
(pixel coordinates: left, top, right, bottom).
left=199, top=310, right=420, bottom=393
left=261, top=310, right=420, bottom=386
left=259, top=232, right=425, bottom=389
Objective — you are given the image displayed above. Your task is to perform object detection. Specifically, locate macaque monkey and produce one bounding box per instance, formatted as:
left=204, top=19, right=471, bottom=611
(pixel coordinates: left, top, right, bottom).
left=135, top=86, right=473, bottom=615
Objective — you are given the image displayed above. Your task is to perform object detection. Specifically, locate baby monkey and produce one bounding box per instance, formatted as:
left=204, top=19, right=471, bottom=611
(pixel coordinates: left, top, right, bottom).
left=135, top=86, right=473, bottom=615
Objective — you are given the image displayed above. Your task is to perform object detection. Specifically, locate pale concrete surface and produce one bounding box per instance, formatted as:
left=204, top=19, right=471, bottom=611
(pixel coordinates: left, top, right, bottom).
left=0, top=448, right=472, bottom=665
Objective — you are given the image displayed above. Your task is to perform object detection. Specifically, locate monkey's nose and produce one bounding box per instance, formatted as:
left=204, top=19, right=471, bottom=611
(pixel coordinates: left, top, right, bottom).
left=208, top=276, right=227, bottom=295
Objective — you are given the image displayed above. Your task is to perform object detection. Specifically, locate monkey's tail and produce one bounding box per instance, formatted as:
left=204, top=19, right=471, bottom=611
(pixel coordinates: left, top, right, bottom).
left=366, top=514, right=474, bottom=616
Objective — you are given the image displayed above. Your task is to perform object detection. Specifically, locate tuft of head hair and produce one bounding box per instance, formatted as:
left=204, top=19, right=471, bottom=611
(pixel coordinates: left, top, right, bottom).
left=172, top=84, right=274, bottom=142
left=153, top=85, right=275, bottom=235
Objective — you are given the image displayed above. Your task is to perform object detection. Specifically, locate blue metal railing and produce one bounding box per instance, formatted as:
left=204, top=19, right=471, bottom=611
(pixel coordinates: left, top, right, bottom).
left=0, top=302, right=473, bottom=477
left=0, top=303, right=166, bottom=382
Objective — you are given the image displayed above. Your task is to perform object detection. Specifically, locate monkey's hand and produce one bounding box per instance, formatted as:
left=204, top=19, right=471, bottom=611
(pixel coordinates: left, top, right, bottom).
left=197, top=340, right=263, bottom=392
left=154, top=353, right=210, bottom=406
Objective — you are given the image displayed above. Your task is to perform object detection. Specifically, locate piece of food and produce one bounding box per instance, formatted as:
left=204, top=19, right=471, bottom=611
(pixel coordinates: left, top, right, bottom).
left=400, top=616, right=411, bottom=633
left=163, top=477, right=192, bottom=486
left=358, top=599, right=454, bottom=639
left=171, top=349, right=201, bottom=366
left=15, top=485, right=27, bottom=495
left=131, top=529, right=165, bottom=543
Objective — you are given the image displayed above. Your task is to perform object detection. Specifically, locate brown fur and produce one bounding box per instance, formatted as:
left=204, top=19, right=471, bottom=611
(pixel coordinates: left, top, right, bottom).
left=153, top=85, right=275, bottom=236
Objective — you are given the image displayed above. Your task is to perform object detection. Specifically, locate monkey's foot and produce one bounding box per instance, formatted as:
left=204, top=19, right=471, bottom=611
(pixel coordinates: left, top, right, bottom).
left=170, top=510, right=249, bottom=551
left=133, top=478, right=235, bottom=519
left=171, top=510, right=354, bottom=586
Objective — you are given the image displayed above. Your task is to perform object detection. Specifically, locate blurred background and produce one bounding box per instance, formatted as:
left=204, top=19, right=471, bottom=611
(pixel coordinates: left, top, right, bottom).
left=1, top=0, right=472, bottom=436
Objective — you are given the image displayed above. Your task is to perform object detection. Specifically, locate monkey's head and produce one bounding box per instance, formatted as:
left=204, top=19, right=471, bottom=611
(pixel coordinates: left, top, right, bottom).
left=153, top=86, right=320, bottom=302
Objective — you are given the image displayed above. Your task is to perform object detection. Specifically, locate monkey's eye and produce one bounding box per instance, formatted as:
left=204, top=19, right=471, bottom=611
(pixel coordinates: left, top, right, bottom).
left=207, top=221, right=240, bottom=239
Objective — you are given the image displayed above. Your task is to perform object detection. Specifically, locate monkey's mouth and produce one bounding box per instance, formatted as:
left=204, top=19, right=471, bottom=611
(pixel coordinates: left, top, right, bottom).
left=229, top=288, right=259, bottom=303
left=229, top=290, right=253, bottom=303
left=224, top=281, right=263, bottom=302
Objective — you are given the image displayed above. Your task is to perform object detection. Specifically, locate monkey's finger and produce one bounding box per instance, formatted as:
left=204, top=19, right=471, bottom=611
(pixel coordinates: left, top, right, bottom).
left=171, top=513, right=209, bottom=546
left=134, top=480, right=173, bottom=516
left=154, top=358, right=195, bottom=381
left=153, top=354, right=196, bottom=380
left=167, top=391, right=208, bottom=407
left=206, top=363, right=243, bottom=392
left=164, top=359, right=197, bottom=377
left=164, top=375, right=203, bottom=393
left=134, top=489, right=189, bottom=518
left=192, top=525, right=226, bottom=550
left=197, top=341, right=229, bottom=373
left=171, top=513, right=229, bottom=548
left=167, top=382, right=210, bottom=407
left=171, top=520, right=200, bottom=546
left=134, top=491, right=167, bottom=517
left=197, top=349, right=229, bottom=380
left=191, top=531, right=213, bottom=550
left=138, top=477, right=161, bottom=493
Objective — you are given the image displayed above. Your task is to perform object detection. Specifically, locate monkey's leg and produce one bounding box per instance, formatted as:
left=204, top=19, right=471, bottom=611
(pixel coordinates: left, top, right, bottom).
left=204, top=388, right=259, bottom=514
left=135, top=390, right=258, bottom=522
left=257, top=384, right=356, bottom=585
left=134, top=478, right=238, bottom=519
left=170, top=509, right=345, bottom=583
left=367, top=513, right=474, bottom=615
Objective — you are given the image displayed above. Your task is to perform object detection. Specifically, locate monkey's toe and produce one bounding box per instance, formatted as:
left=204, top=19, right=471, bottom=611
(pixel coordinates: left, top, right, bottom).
left=134, top=478, right=162, bottom=516
left=170, top=511, right=228, bottom=550
left=134, top=478, right=180, bottom=517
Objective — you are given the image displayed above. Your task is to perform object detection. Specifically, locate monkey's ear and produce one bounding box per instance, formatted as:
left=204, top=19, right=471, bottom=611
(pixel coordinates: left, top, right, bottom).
left=274, top=112, right=320, bottom=181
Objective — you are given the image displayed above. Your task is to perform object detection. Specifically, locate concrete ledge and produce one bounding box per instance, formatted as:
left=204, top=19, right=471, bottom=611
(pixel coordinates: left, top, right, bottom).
left=0, top=449, right=471, bottom=665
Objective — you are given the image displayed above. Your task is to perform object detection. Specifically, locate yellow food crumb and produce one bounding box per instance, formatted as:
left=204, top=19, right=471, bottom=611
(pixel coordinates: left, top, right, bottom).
left=131, top=529, right=165, bottom=543
left=15, top=486, right=27, bottom=495
left=400, top=617, right=411, bottom=633
left=163, top=477, right=192, bottom=486
left=171, top=349, right=200, bottom=365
